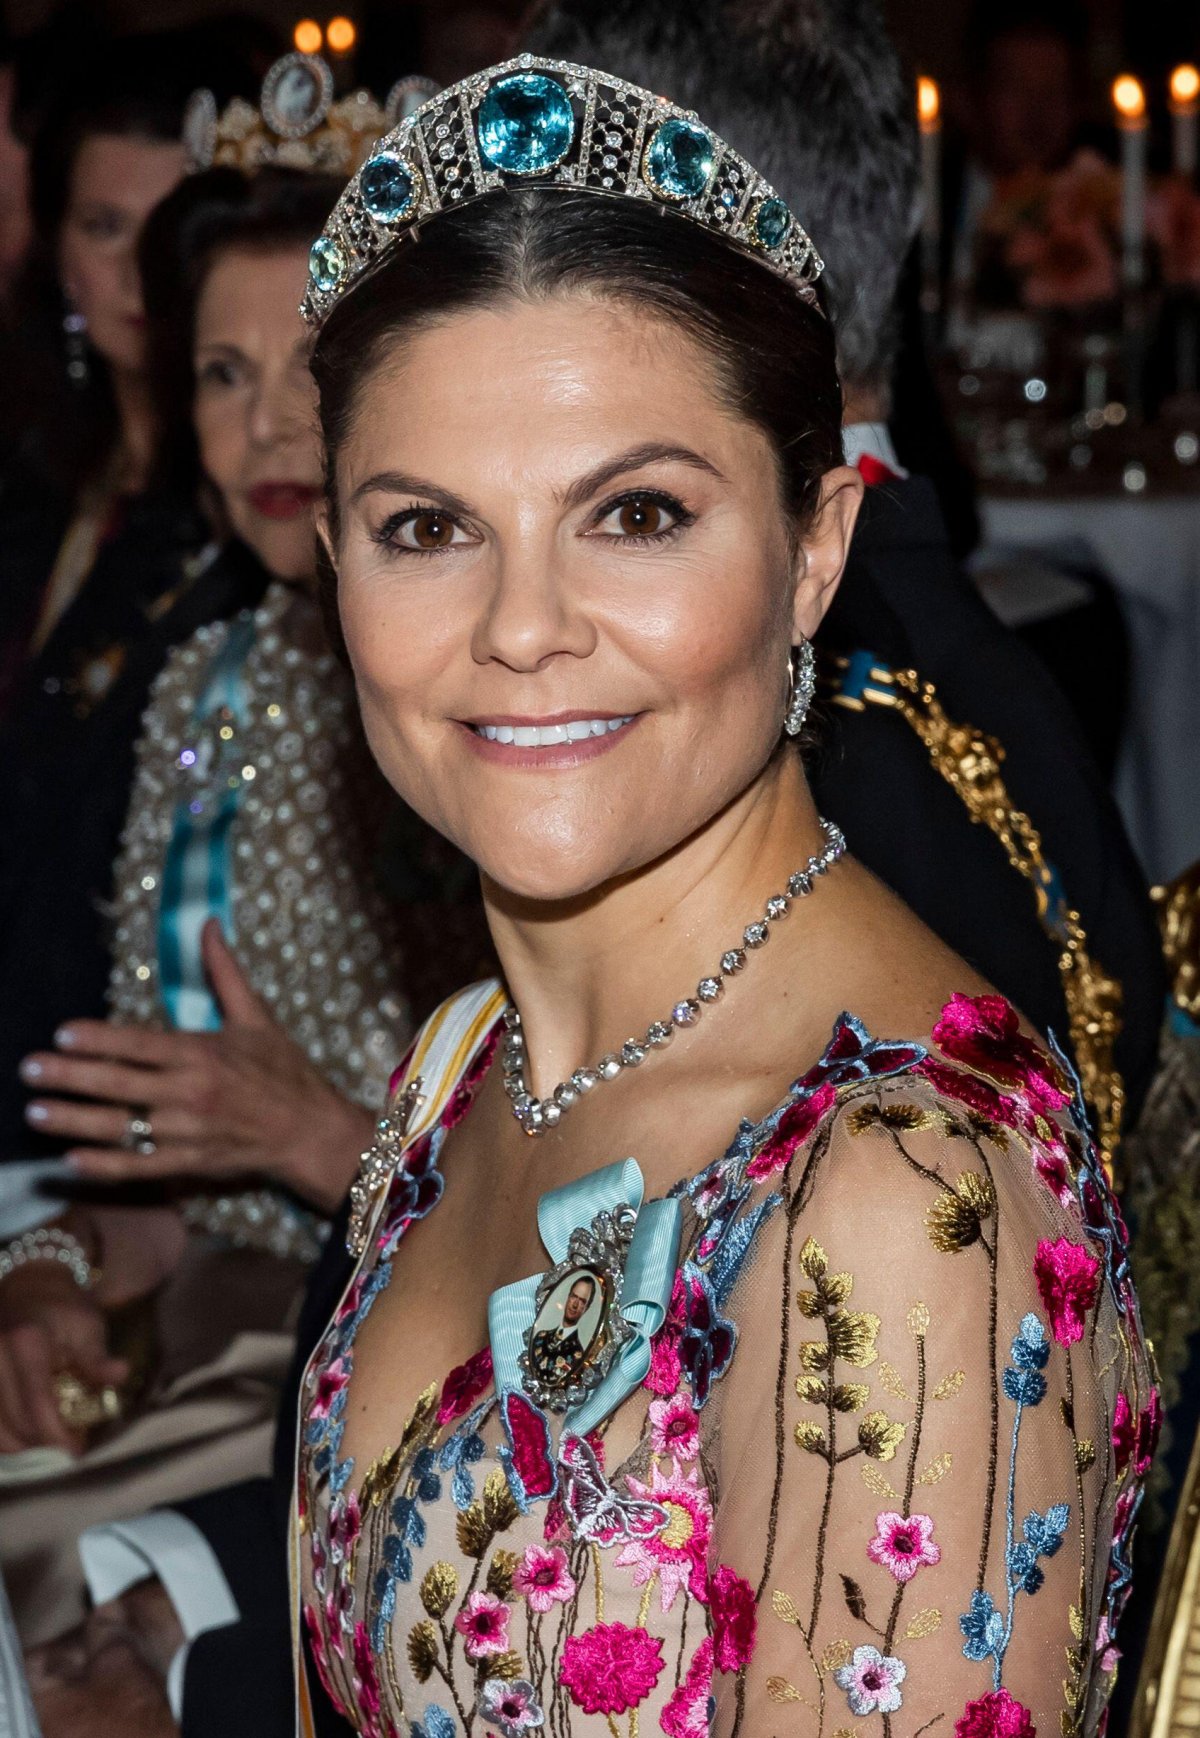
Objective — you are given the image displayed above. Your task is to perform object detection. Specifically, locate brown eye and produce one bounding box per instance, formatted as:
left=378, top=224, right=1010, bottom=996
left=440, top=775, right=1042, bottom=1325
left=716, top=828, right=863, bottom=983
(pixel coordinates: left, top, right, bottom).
left=593, top=492, right=687, bottom=540
left=617, top=498, right=667, bottom=536
left=410, top=510, right=455, bottom=549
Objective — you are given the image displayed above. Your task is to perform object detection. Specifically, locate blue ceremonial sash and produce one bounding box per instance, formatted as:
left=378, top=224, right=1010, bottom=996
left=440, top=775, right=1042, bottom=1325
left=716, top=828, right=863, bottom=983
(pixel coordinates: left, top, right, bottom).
left=157, top=612, right=258, bottom=1030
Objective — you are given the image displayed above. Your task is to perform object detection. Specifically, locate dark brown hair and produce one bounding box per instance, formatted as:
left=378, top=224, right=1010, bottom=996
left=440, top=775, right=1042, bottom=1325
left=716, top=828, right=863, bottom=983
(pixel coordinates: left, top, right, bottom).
left=310, top=186, right=843, bottom=547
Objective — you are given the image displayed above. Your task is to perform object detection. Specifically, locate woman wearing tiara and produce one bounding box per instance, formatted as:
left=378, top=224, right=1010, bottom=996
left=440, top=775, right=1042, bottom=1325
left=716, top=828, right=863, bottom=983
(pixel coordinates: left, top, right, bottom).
left=284, top=57, right=1156, bottom=1738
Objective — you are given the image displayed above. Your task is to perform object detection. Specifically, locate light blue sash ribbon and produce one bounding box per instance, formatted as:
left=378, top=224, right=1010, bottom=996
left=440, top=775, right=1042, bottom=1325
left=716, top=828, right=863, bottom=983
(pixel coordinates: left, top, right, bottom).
left=488, top=1158, right=682, bottom=1441
left=158, top=611, right=258, bottom=1030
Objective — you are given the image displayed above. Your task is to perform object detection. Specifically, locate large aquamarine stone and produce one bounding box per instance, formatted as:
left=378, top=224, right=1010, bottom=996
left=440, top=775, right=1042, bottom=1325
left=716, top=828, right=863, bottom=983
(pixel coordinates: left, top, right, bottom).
left=477, top=73, right=574, bottom=175
left=644, top=118, right=715, bottom=200
left=360, top=152, right=417, bottom=223
left=751, top=196, right=792, bottom=250
left=309, top=235, right=348, bottom=293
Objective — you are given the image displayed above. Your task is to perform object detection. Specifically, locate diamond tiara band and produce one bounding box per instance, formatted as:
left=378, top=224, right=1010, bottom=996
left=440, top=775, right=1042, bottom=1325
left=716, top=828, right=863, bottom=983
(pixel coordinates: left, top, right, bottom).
left=301, top=54, right=824, bottom=329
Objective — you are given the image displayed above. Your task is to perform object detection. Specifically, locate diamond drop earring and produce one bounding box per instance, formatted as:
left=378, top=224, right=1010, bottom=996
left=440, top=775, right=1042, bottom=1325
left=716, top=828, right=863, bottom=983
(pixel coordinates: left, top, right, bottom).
left=784, top=639, right=816, bottom=737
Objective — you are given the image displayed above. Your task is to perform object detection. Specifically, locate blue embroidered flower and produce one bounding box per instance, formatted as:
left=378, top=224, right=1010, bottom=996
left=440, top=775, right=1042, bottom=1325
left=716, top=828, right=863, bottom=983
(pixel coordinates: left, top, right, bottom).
left=438, top=1420, right=487, bottom=1509
left=411, top=1702, right=457, bottom=1738
left=959, top=1588, right=1004, bottom=1662
left=678, top=1262, right=737, bottom=1406
left=796, top=1013, right=927, bottom=1092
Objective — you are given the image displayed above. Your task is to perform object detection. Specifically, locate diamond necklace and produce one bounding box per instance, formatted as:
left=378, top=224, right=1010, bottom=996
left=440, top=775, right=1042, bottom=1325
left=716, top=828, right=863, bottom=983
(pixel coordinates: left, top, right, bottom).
left=501, top=817, right=846, bottom=1136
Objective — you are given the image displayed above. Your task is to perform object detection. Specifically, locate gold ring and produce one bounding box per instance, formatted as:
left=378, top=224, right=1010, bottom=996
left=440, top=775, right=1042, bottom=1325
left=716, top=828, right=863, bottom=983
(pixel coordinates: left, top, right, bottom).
left=54, top=1370, right=123, bottom=1432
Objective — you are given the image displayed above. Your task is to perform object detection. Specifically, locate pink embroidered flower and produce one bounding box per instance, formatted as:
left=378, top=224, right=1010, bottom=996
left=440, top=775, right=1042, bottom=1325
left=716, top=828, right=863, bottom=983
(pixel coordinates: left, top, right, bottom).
left=954, top=1688, right=1036, bottom=1738
left=328, top=1492, right=361, bottom=1564
left=334, top=1273, right=366, bottom=1327
left=437, top=1347, right=493, bottom=1425
left=746, top=1082, right=837, bottom=1180
left=503, top=1392, right=556, bottom=1500
left=351, top=1621, right=383, bottom=1722
left=649, top=1391, right=700, bottom=1463
left=833, top=1644, right=907, bottom=1716
left=1034, top=1237, right=1101, bottom=1345
left=310, top=1526, right=327, bottom=1594
left=867, top=1511, right=941, bottom=1583
left=1034, top=1144, right=1076, bottom=1208
left=660, top=1636, right=715, bottom=1737
left=646, top=1273, right=686, bottom=1396
left=1096, top=1614, right=1121, bottom=1674
left=933, top=993, right=1069, bottom=1115
left=512, top=1544, right=575, bottom=1613
left=453, top=1591, right=511, bottom=1660
left=311, top=1354, right=350, bottom=1420
left=325, top=1576, right=354, bottom=1653
left=1112, top=1392, right=1136, bottom=1473
left=478, top=1675, right=544, bottom=1737
left=560, top=1622, right=665, bottom=1716
left=707, top=1565, right=757, bottom=1670
left=1135, top=1387, right=1163, bottom=1476
left=304, top=1605, right=354, bottom=1723
left=918, top=1059, right=1024, bottom=1131
left=614, top=1460, right=713, bottom=1610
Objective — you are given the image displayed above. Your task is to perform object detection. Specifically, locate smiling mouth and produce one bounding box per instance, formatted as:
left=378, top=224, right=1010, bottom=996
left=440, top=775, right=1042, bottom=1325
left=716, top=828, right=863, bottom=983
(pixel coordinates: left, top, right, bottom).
left=471, top=715, right=635, bottom=747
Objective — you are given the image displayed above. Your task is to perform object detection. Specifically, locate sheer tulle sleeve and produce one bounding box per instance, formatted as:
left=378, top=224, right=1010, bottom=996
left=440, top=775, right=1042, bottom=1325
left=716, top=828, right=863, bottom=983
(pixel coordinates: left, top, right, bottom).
left=703, top=1083, right=1150, bottom=1738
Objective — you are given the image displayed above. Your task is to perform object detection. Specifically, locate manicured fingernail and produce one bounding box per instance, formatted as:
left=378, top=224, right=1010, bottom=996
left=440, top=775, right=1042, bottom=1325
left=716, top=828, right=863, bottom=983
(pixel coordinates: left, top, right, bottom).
left=19, top=1059, right=43, bottom=1082
left=25, top=1102, right=49, bottom=1123
left=55, top=1027, right=77, bottom=1048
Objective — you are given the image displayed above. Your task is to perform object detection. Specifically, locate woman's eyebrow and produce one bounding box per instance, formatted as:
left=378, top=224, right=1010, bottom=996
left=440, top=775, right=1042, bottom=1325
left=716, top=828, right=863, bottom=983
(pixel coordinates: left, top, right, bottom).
left=559, top=442, right=726, bottom=511
left=348, top=471, right=475, bottom=516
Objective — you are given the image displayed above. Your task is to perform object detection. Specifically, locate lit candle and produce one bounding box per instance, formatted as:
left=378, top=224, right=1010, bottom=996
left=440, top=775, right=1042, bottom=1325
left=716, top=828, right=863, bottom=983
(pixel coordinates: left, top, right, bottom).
left=1170, top=64, right=1200, bottom=179
left=326, top=16, right=357, bottom=57
left=293, top=19, right=323, bottom=55
left=1113, top=75, right=1148, bottom=290
left=917, top=77, right=941, bottom=309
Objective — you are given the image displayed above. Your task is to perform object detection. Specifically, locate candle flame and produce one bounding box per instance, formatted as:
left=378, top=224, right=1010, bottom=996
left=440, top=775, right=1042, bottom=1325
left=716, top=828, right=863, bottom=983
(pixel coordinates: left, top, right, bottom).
left=326, top=16, right=357, bottom=53
left=293, top=19, right=323, bottom=54
left=1112, top=75, right=1146, bottom=122
left=917, top=76, right=940, bottom=129
left=1170, top=64, right=1200, bottom=107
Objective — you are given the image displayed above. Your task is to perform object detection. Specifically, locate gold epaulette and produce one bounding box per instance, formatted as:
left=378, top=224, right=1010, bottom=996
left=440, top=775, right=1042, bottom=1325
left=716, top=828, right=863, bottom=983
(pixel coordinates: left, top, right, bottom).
left=820, top=652, right=1125, bottom=1174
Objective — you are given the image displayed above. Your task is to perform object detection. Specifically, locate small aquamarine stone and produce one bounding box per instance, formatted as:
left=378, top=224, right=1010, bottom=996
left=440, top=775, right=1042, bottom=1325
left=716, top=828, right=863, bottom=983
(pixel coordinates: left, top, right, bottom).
left=644, top=117, right=716, bottom=200
left=673, top=998, right=701, bottom=1027
left=477, top=73, right=574, bottom=175
left=766, top=894, right=790, bottom=920
left=751, top=195, right=792, bottom=250
left=309, top=235, right=347, bottom=293
left=646, top=1021, right=673, bottom=1047
left=360, top=153, right=417, bottom=224
left=599, top=1053, right=623, bottom=1080
left=744, top=921, right=770, bottom=948
left=721, top=948, right=746, bottom=974
left=621, top=1040, right=646, bottom=1067
left=697, top=977, right=723, bottom=1002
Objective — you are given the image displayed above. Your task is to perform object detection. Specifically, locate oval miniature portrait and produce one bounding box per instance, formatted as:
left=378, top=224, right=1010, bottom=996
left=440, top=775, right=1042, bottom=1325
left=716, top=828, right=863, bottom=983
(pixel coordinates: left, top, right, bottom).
left=262, top=54, right=333, bottom=139
left=527, top=1267, right=607, bottom=1388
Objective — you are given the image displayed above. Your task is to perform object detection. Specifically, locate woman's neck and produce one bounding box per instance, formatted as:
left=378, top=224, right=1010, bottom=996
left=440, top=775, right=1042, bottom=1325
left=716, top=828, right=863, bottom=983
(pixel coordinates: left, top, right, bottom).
left=109, top=365, right=155, bottom=494
left=481, top=750, right=828, bottom=1098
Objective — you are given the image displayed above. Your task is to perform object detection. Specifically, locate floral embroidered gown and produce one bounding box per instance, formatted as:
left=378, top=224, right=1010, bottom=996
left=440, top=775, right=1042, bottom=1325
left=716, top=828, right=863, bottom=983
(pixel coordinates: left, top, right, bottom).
left=298, top=984, right=1155, bottom=1738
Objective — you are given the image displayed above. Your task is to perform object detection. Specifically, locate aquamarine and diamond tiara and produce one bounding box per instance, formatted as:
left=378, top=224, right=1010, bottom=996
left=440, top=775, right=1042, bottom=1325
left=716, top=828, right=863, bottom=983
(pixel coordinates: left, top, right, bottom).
left=301, top=54, right=824, bottom=330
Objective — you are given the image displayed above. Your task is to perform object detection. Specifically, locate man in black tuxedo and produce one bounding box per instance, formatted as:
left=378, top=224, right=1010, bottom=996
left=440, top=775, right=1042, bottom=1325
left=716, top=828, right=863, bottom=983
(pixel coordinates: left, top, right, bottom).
left=24, top=2, right=1165, bottom=1733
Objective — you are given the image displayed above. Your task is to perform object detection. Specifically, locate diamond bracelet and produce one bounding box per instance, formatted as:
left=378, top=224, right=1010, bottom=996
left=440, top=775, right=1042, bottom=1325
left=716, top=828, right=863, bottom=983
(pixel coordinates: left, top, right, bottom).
left=0, top=1226, right=96, bottom=1291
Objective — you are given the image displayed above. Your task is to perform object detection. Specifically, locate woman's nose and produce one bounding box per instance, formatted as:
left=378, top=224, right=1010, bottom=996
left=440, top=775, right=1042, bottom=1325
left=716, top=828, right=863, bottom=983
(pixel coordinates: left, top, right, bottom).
left=469, top=547, right=597, bottom=673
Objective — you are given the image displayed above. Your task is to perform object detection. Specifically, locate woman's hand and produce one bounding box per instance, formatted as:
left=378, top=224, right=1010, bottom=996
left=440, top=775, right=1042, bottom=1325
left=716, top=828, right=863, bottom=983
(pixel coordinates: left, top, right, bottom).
left=0, top=1259, right=128, bottom=1454
left=21, top=920, right=373, bottom=1215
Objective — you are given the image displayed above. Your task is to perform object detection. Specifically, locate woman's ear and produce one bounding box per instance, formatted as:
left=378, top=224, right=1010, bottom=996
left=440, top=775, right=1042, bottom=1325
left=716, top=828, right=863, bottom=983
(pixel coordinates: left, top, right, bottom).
left=790, top=465, right=864, bottom=642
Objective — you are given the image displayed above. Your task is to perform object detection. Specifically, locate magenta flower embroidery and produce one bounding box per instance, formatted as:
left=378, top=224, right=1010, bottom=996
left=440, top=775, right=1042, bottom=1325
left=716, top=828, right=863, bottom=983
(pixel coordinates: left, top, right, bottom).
left=867, top=1511, right=941, bottom=1583
left=660, top=1636, right=715, bottom=1737
left=645, top=1272, right=687, bottom=1396
left=1136, top=1387, right=1163, bottom=1475
left=351, top=1621, right=383, bottom=1722
left=933, top=992, right=1069, bottom=1114
left=614, top=1460, right=712, bottom=1610
left=512, top=1544, right=575, bottom=1613
left=746, top=1082, right=837, bottom=1180
left=1096, top=1614, right=1121, bottom=1674
left=453, top=1591, right=511, bottom=1660
left=311, top=1354, right=350, bottom=1420
left=437, top=1346, right=493, bottom=1425
left=560, top=1622, right=665, bottom=1715
left=954, top=1688, right=1036, bottom=1738
left=707, top=1564, right=758, bottom=1670
left=1112, top=1392, right=1135, bottom=1473
left=328, top=1491, right=361, bottom=1564
left=1034, top=1237, right=1101, bottom=1345
left=649, top=1392, right=700, bottom=1463
left=833, top=1644, right=906, bottom=1716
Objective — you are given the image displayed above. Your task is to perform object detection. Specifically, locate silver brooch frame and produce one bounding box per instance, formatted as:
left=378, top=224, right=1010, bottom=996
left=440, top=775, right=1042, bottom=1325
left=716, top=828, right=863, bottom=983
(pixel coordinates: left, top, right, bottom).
left=261, top=51, right=334, bottom=141
left=519, top=1203, right=637, bottom=1413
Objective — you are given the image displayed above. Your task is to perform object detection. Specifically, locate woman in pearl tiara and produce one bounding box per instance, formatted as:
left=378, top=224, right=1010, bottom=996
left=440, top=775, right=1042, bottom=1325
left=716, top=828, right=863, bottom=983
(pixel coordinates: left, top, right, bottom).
left=290, top=60, right=1151, bottom=1738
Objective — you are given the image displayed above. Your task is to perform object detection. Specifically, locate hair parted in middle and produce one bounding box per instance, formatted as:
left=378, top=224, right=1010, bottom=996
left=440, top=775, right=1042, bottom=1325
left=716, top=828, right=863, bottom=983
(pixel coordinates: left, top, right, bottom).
left=520, top=0, right=920, bottom=395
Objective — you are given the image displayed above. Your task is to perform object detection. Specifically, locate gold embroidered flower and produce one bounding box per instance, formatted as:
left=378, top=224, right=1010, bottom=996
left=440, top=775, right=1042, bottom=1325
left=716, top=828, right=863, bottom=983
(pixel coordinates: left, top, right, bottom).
left=926, top=1172, right=997, bottom=1252
left=846, top=1102, right=939, bottom=1136
left=858, top=1410, right=907, bottom=1460
left=828, top=1308, right=881, bottom=1367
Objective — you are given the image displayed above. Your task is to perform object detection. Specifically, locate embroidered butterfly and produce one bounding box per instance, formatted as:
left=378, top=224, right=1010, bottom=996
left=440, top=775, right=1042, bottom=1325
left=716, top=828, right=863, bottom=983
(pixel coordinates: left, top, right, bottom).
left=795, top=1012, right=927, bottom=1092
left=560, top=1433, right=668, bottom=1546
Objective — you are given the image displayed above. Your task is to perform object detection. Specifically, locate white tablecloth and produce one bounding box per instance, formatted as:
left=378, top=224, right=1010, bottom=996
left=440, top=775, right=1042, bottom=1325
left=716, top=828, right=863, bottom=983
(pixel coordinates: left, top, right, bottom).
left=981, top=495, right=1200, bottom=885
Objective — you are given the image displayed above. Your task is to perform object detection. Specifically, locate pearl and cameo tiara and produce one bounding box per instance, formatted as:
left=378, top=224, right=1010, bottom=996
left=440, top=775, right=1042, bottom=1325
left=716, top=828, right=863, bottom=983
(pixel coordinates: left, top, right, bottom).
left=301, top=54, right=824, bottom=329
left=182, top=53, right=438, bottom=180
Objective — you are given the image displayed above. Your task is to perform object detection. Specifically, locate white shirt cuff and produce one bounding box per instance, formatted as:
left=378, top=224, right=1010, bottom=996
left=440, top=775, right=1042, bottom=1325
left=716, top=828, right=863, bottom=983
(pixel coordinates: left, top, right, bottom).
left=78, top=1511, right=239, bottom=1721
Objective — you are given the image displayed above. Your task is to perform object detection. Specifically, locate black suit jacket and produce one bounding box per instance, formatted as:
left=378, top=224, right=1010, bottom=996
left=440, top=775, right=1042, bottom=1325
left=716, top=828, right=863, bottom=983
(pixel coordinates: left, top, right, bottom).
left=813, top=475, right=1164, bottom=1126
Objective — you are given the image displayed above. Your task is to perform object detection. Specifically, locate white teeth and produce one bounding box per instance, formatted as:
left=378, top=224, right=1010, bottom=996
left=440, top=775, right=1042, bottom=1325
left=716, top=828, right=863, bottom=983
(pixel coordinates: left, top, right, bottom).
left=475, top=716, right=634, bottom=748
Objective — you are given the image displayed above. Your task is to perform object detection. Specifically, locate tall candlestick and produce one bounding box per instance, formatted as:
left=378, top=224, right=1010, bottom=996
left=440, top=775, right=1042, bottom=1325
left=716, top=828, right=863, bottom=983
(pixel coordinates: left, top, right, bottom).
left=1113, top=75, right=1148, bottom=291
left=1170, top=64, right=1200, bottom=180
left=917, top=76, right=941, bottom=313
